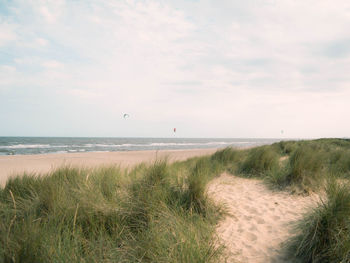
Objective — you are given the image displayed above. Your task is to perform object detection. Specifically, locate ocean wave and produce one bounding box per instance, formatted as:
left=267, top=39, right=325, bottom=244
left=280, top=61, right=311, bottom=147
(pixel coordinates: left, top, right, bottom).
left=80, top=142, right=236, bottom=148
left=0, top=137, right=277, bottom=156
left=0, top=142, right=231, bottom=150
left=1, top=144, right=51, bottom=149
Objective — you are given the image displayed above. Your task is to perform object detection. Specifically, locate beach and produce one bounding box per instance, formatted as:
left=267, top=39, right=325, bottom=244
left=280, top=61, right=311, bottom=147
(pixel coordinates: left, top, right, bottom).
left=2, top=139, right=348, bottom=262
left=0, top=148, right=217, bottom=186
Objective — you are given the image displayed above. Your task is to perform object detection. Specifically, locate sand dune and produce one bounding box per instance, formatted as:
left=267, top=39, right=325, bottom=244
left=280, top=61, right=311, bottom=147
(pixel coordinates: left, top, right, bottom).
left=208, top=173, right=320, bottom=263
left=1, top=149, right=322, bottom=262
left=0, top=148, right=217, bottom=186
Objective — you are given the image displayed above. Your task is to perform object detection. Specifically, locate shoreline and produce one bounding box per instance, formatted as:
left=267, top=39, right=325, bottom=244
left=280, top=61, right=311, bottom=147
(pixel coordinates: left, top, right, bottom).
left=0, top=148, right=218, bottom=186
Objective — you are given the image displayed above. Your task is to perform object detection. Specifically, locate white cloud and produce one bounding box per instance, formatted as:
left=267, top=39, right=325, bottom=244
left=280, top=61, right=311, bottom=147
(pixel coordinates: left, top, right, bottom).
left=36, top=37, right=48, bottom=46
left=38, top=0, right=65, bottom=23
left=42, top=60, right=63, bottom=69
left=0, top=22, right=17, bottom=46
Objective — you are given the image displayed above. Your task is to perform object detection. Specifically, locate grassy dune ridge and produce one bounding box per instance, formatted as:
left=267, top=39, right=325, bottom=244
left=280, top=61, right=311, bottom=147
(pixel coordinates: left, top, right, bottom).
left=0, top=158, right=225, bottom=263
left=232, top=138, right=350, bottom=193
left=1, top=138, right=350, bottom=262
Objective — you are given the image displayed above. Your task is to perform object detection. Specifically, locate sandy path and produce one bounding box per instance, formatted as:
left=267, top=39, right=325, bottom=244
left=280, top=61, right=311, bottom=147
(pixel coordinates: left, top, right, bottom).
left=208, top=173, right=320, bottom=263
left=0, top=148, right=217, bottom=186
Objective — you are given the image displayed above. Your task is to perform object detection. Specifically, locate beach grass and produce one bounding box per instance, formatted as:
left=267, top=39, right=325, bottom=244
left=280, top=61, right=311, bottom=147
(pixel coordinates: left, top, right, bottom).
left=228, top=139, right=350, bottom=193
left=239, top=146, right=280, bottom=177
left=0, top=158, right=224, bottom=263
left=288, top=179, right=350, bottom=262
left=211, top=147, right=240, bottom=167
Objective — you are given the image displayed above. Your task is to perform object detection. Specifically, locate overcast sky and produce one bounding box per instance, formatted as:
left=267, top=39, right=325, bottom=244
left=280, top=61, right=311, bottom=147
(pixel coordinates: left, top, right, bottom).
left=0, top=0, right=349, bottom=138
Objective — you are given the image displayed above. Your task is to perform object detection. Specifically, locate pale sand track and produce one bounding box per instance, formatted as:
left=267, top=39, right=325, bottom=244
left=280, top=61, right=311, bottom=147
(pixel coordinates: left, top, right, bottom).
left=208, top=173, right=320, bottom=263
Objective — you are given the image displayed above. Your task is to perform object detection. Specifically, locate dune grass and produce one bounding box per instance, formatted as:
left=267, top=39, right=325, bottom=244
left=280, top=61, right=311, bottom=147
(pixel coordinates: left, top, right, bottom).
left=211, top=147, right=240, bottom=167
left=239, top=146, right=279, bottom=177
left=0, top=158, right=224, bottom=263
left=272, top=140, right=300, bottom=155
left=245, top=139, right=350, bottom=193
left=286, top=145, right=326, bottom=191
left=288, top=179, right=350, bottom=262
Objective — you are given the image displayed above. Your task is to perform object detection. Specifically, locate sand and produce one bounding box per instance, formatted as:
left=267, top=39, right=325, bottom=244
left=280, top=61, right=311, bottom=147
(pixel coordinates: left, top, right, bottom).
left=0, top=148, right=217, bottom=186
left=208, top=173, right=320, bottom=263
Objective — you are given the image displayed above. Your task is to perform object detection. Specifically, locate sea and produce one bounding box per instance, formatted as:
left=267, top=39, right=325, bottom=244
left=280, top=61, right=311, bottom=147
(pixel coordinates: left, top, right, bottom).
left=0, top=137, right=283, bottom=156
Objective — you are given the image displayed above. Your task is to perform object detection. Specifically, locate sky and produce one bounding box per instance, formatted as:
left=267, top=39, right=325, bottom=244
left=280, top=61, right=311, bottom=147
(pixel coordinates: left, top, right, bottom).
left=0, top=0, right=350, bottom=138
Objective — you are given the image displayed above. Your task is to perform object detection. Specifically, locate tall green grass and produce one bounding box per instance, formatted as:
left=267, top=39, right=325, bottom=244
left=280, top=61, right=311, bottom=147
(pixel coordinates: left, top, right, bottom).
left=239, top=146, right=279, bottom=176
left=272, top=140, right=300, bottom=155
left=329, top=149, right=350, bottom=177
left=263, top=139, right=350, bottom=192
left=213, top=139, right=350, bottom=193
left=0, top=158, right=223, bottom=263
left=288, top=179, right=350, bottom=262
left=284, top=145, right=326, bottom=192
left=211, top=147, right=240, bottom=166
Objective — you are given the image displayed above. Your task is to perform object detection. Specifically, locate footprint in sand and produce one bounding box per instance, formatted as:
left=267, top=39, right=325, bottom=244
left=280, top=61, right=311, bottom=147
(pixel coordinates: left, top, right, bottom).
left=243, top=205, right=251, bottom=210
left=244, top=215, right=253, bottom=221
left=243, top=205, right=258, bottom=214
left=248, top=207, right=258, bottom=214
left=244, top=232, right=257, bottom=242
left=255, top=217, right=265, bottom=224
left=249, top=224, right=258, bottom=232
